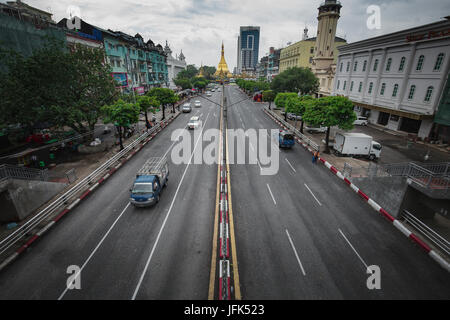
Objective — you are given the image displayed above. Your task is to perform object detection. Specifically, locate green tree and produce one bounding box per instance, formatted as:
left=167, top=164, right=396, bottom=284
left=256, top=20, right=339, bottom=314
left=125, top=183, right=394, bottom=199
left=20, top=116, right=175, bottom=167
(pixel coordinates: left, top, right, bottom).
left=0, top=41, right=117, bottom=140
left=285, top=95, right=313, bottom=133
left=137, top=95, right=160, bottom=130
left=262, top=90, right=276, bottom=110
left=174, top=78, right=192, bottom=90
left=101, top=99, right=140, bottom=150
left=147, top=88, right=178, bottom=120
left=274, top=92, right=298, bottom=121
left=176, top=64, right=198, bottom=80
left=271, top=67, right=319, bottom=95
left=302, top=96, right=356, bottom=153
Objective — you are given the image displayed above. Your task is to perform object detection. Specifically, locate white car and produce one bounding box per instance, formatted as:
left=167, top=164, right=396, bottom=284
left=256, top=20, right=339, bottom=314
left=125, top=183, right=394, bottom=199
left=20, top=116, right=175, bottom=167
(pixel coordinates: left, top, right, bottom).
left=305, top=125, right=327, bottom=134
left=182, top=103, right=192, bottom=113
left=188, top=116, right=200, bottom=130
left=194, top=100, right=201, bottom=108
left=354, top=116, right=368, bottom=126
left=206, top=91, right=212, bottom=97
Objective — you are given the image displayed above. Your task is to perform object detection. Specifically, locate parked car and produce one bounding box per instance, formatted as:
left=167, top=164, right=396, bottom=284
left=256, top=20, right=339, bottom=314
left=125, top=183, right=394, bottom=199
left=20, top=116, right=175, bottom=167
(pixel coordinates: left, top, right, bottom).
left=287, top=113, right=302, bottom=120
left=182, top=103, right=192, bottom=113
left=354, top=116, right=368, bottom=126
left=305, top=124, right=327, bottom=134
left=188, top=116, right=200, bottom=130
left=194, top=100, right=202, bottom=108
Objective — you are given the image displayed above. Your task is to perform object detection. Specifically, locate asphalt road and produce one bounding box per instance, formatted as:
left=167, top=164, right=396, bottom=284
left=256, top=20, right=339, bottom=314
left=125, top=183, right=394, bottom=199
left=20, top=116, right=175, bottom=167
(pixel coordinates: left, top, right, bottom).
left=225, top=85, right=450, bottom=299
left=0, top=85, right=449, bottom=300
left=0, top=92, right=222, bottom=300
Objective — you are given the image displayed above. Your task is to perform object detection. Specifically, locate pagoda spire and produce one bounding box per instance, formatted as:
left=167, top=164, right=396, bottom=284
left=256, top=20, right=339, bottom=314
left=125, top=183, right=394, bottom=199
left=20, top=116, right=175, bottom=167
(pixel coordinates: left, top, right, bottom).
left=214, top=41, right=232, bottom=79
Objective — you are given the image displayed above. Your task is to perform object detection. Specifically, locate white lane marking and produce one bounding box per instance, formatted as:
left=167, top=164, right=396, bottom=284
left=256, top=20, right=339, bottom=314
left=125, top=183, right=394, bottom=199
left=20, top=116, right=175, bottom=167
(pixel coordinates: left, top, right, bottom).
left=58, top=202, right=131, bottom=300
left=285, top=158, right=297, bottom=173
left=266, top=183, right=277, bottom=205
left=338, top=228, right=369, bottom=270
left=304, top=183, right=322, bottom=206
left=131, top=111, right=211, bottom=300
left=58, top=112, right=192, bottom=300
left=285, top=229, right=306, bottom=276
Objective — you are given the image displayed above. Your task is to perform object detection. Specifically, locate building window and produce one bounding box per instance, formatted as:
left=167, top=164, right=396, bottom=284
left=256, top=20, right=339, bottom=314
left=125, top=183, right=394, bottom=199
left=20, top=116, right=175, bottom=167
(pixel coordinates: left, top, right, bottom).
left=350, top=81, right=354, bottom=91
left=362, top=60, right=367, bottom=72
left=343, top=81, right=347, bottom=90
left=310, top=47, right=314, bottom=54
left=380, top=83, right=386, bottom=95
left=373, top=59, right=379, bottom=72
left=392, top=84, right=399, bottom=97
left=346, top=62, right=350, bottom=72
left=416, top=55, right=424, bottom=71
left=358, top=82, right=363, bottom=93
left=399, top=57, right=406, bottom=71
left=424, top=86, right=434, bottom=102
left=368, top=82, right=373, bottom=94
left=340, top=62, right=343, bottom=72
left=337, top=80, right=340, bottom=90
left=385, top=58, right=392, bottom=71
left=309, top=57, right=313, bottom=63
left=408, top=85, right=416, bottom=99
left=434, top=53, right=445, bottom=71
left=353, top=61, right=358, bottom=72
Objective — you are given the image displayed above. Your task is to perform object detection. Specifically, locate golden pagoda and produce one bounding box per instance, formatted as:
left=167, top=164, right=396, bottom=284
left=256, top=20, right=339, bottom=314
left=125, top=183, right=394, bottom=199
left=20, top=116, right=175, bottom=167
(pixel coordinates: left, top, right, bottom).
left=214, top=42, right=232, bottom=79
left=196, top=63, right=205, bottom=78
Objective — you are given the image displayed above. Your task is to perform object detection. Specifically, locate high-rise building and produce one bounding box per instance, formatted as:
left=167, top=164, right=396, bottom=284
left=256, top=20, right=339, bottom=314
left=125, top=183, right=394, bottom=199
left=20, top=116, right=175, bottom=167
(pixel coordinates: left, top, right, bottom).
left=237, top=26, right=260, bottom=74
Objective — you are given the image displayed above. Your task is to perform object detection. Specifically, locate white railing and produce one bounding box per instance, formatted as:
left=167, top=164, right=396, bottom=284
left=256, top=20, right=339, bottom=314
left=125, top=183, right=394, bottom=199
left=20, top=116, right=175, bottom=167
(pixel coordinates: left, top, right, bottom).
left=403, top=210, right=450, bottom=256
left=0, top=117, right=173, bottom=257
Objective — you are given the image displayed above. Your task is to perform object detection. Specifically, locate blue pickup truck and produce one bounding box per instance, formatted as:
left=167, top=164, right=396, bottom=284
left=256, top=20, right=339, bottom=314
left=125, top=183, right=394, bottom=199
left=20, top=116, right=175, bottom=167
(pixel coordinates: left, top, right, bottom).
left=130, top=157, right=169, bottom=207
left=279, top=130, right=295, bottom=149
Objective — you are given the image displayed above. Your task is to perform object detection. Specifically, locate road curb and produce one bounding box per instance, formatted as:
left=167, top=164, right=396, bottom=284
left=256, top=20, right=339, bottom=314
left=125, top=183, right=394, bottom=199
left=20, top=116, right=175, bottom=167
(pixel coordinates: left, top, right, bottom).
left=263, top=108, right=450, bottom=273
left=0, top=113, right=180, bottom=273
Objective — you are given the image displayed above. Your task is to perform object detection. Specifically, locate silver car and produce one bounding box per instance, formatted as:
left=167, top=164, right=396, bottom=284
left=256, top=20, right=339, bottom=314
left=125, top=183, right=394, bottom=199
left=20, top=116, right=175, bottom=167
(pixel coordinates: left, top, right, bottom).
left=182, top=103, right=192, bottom=113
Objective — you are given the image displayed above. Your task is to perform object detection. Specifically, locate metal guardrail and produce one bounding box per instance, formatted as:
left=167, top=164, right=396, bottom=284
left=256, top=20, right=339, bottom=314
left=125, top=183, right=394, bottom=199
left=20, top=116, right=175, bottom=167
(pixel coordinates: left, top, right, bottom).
left=0, top=118, right=172, bottom=257
left=0, top=164, right=49, bottom=181
left=265, top=108, right=319, bottom=152
left=345, top=161, right=450, bottom=191
left=403, top=210, right=450, bottom=256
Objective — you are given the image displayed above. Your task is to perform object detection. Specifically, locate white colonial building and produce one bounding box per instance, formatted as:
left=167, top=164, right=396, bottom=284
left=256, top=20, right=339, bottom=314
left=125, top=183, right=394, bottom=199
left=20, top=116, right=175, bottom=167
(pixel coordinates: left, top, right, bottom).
left=164, top=41, right=186, bottom=89
left=332, top=18, right=450, bottom=138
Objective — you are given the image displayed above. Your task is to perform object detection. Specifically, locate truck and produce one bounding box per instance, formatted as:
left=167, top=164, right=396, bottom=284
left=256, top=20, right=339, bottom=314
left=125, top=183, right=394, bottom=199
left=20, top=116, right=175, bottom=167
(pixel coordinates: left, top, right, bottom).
left=333, top=132, right=382, bottom=160
left=129, top=157, right=169, bottom=207
left=279, top=130, right=295, bottom=149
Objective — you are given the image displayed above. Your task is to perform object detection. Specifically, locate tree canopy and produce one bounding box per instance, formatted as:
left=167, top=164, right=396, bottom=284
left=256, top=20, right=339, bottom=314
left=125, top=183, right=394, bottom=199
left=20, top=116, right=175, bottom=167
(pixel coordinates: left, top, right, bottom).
left=271, top=67, right=319, bottom=95
left=0, top=40, right=117, bottom=139
left=302, top=96, right=356, bottom=152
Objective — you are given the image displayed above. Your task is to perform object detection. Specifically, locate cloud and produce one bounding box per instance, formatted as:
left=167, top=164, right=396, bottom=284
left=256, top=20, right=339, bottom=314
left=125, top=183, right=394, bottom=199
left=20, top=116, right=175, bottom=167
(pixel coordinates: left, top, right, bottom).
left=22, top=0, right=450, bottom=69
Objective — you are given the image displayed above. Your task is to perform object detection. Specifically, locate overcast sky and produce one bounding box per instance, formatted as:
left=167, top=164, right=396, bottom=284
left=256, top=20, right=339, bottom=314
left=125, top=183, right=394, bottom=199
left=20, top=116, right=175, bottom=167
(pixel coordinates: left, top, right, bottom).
left=20, top=0, right=450, bottom=70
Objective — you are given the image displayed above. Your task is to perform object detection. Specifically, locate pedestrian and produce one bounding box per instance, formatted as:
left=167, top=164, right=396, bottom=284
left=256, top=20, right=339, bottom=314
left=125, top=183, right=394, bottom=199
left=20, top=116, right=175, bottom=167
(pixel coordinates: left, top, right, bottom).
left=312, top=150, right=320, bottom=164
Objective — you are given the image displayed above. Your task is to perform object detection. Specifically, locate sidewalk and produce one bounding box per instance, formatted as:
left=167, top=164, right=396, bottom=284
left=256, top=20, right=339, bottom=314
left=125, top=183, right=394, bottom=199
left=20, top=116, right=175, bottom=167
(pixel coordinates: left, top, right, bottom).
left=265, top=104, right=450, bottom=167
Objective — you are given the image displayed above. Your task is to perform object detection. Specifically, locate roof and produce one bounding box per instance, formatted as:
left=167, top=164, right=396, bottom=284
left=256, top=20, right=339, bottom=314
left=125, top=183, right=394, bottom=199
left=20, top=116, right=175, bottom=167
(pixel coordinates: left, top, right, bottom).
left=341, top=133, right=372, bottom=138
left=306, top=36, right=347, bottom=43
left=135, top=175, right=156, bottom=183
